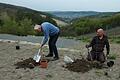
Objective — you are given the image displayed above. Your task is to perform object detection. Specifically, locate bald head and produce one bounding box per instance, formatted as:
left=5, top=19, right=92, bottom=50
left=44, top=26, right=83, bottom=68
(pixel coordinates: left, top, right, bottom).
left=96, top=28, right=105, bottom=37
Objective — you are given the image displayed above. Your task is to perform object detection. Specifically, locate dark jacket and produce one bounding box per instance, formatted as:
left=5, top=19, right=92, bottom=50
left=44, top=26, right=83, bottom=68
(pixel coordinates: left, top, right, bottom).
left=88, top=35, right=110, bottom=54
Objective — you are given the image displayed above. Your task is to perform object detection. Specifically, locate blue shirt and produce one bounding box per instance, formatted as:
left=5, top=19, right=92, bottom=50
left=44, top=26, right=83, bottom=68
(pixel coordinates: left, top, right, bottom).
left=41, top=22, right=59, bottom=46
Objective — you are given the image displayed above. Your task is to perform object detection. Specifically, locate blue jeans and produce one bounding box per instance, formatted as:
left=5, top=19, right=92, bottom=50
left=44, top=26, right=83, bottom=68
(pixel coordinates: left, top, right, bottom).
left=48, top=32, right=60, bottom=58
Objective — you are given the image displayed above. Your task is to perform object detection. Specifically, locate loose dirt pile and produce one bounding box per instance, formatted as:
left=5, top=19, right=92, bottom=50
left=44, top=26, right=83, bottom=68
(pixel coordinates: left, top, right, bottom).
left=65, top=59, right=103, bottom=73
left=14, top=58, right=39, bottom=69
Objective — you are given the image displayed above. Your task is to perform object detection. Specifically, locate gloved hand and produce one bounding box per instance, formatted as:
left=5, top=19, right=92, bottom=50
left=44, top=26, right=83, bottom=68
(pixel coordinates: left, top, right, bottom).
left=106, top=51, right=109, bottom=56
left=85, top=44, right=89, bottom=48
left=40, top=45, right=43, bottom=52
left=107, top=51, right=109, bottom=54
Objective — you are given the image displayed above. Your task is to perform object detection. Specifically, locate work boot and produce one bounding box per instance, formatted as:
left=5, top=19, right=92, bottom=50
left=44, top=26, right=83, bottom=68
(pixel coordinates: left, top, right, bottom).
left=45, top=54, right=53, bottom=57
left=52, top=57, right=59, bottom=61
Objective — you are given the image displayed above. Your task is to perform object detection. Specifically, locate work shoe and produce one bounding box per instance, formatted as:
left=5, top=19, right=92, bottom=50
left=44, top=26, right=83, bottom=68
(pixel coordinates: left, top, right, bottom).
left=52, top=57, right=59, bottom=61
left=45, top=54, right=53, bottom=57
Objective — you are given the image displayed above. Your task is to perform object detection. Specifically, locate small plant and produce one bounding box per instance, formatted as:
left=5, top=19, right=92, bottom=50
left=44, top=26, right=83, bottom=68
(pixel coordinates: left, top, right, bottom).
left=46, top=74, right=53, bottom=78
left=107, top=53, right=117, bottom=60
left=95, top=70, right=103, bottom=77
left=109, top=36, right=120, bottom=44
left=115, top=39, right=120, bottom=43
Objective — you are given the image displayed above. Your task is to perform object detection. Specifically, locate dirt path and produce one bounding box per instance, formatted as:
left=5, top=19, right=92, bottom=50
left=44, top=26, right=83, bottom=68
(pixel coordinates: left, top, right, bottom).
left=0, top=41, right=120, bottom=80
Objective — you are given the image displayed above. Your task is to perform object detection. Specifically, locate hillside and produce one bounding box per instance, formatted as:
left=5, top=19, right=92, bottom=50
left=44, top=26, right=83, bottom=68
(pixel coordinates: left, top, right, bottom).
left=0, top=3, right=65, bottom=36
left=0, top=3, right=53, bottom=18
left=80, top=27, right=120, bottom=38
left=47, top=11, right=99, bottom=22
left=61, top=12, right=120, bottom=36
left=0, top=3, right=120, bottom=37
left=47, top=11, right=117, bottom=22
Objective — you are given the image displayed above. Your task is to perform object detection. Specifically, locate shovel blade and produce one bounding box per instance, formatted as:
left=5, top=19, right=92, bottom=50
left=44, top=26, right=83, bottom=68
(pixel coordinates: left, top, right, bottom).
left=33, top=49, right=41, bottom=62
left=33, top=54, right=41, bottom=62
left=36, top=55, right=41, bottom=62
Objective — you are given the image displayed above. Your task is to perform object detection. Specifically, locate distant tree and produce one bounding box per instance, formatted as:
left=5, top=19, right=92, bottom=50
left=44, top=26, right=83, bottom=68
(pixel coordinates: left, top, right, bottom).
left=19, top=18, right=33, bottom=36
left=43, top=16, right=57, bottom=26
left=2, top=14, right=19, bottom=34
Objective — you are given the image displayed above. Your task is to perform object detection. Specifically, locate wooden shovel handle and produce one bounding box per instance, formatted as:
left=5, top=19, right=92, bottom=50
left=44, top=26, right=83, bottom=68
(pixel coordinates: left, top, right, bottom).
left=39, top=48, right=45, bottom=59
left=38, top=46, right=43, bottom=53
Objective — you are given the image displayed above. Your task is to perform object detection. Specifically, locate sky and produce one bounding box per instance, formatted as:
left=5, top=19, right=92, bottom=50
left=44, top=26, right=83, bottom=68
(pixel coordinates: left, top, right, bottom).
left=0, top=0, right=120, bottom=12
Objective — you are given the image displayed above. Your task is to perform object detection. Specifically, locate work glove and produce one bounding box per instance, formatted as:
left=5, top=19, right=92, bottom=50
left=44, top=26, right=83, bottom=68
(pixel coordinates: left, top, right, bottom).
left=106, top=51, right=109, bottom=56
left=106, top=52, right=109, bottom=58
left=85, top=44, right=89, bottom=48
left=106, top=51, right=109, bottom=55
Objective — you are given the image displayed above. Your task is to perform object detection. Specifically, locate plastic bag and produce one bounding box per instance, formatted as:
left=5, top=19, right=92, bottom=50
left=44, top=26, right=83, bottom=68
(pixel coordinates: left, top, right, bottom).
left=64, top=56, right=74, bottom=64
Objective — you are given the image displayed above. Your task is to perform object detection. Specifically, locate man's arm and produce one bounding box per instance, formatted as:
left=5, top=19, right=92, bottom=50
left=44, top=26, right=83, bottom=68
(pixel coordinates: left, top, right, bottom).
left=86, top=37, right=95, bottom=48
left=41, top=29, right=49, bottom=47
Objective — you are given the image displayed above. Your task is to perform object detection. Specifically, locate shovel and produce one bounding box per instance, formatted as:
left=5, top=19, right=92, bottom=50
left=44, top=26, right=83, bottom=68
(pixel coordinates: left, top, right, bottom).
left=33, top=48, right=42, bottom=63
left=87, top=48, right=93, bottom=61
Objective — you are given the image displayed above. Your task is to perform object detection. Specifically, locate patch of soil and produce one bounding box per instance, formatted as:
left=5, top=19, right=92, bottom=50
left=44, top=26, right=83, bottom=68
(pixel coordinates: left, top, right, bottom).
left=14, top=58, right=39, bottom=69
left=65, top=59, right=103, bottom=73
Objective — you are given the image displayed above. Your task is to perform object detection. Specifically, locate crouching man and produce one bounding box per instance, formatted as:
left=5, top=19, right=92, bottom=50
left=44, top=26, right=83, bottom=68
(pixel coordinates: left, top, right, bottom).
left=86, top=28, right=110, bottom=63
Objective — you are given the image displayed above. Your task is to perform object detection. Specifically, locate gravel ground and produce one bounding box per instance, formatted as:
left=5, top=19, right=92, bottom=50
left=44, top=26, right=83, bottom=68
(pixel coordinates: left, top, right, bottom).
left=0, top=41, right=120, bottom=80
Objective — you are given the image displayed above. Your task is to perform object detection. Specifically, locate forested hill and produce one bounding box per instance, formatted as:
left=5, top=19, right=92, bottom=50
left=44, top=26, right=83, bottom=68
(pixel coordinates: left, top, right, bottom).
left=0, top=3, right=120, bottom=37
left=61, top=12, right=120, bottom=36
left=0, top=3, right=57, bottom=24
left=47, top=11, right=117, bottom=22
left=0, top=3, right=57, bottom=36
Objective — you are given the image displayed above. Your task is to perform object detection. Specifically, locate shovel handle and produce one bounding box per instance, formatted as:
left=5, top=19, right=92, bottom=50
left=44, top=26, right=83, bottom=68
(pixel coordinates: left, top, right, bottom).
left=106, top=54, right=108, bottom=61
left=37, top=48, right=42, bottom=55
left=40, top=47, right=42, bottom=53
left=87, top=47, right=93, bottom=61
left=39, top=48, right=45, bottom=58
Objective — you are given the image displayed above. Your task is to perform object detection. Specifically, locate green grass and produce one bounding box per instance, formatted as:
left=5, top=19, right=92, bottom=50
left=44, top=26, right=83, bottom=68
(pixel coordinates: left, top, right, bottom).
left=115, top=40, right=120, bottom=43
left=109, top=36, right=120, bottom=44
left=76, top=36, right=91, bottom=42
left=107, top=53, right=117, bottom=60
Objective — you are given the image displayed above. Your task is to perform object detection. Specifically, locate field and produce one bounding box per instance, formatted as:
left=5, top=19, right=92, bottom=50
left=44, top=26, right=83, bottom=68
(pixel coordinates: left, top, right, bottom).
left=0, top=40, right=120, bottom=80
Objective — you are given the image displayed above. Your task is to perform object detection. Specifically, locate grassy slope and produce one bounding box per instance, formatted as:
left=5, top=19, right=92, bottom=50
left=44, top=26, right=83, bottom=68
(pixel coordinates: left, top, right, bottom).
left=82, top=27, right=120, bottom=38
left=76, top=27, right=120, bottom=44
left=0, top=3, right=68, bottom=26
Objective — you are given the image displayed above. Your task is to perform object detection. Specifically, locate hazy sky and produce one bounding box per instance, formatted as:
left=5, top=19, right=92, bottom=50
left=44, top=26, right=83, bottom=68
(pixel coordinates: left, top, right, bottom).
left=0, top=0, right=120, bottom=12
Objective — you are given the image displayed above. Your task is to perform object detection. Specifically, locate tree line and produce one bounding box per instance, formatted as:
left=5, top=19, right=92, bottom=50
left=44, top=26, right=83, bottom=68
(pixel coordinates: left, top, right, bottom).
left=0, top=5, right=120, bottom=37
left=0, top=11, right=57, bottom=36
left=60, top=13, right=120, bottom=36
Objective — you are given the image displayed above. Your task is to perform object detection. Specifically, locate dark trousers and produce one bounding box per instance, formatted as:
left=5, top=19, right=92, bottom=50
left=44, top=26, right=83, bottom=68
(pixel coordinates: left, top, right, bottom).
left=48, top=32, right=60, bottom=58
left=87, top=51, right=106, bottom=63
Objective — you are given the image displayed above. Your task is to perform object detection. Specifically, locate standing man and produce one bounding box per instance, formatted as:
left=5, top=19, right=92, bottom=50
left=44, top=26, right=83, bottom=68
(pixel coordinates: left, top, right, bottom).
left=34, top=22, right=60, bottom=61
left=86, top=28, right=110, bottom=63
